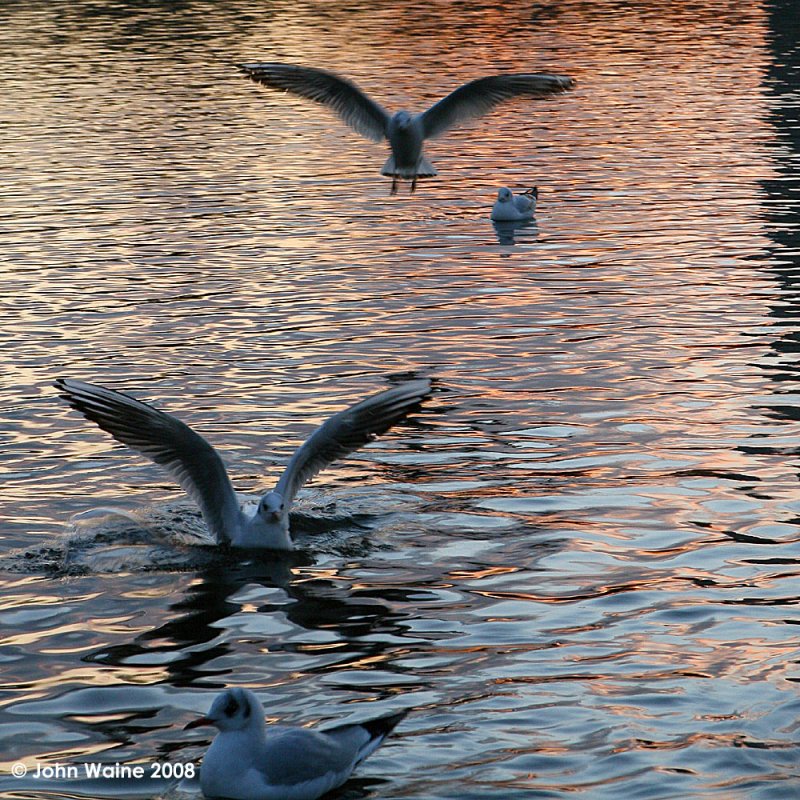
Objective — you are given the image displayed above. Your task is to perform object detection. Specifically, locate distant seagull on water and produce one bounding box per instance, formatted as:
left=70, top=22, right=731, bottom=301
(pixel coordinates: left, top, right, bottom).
left=491, top=186, right=538, bottom=222
left=54, top=378, right=432, bottom=550
left=237, top=62, right=575, bottom=194
left=185, top=688, right=408, bottom=800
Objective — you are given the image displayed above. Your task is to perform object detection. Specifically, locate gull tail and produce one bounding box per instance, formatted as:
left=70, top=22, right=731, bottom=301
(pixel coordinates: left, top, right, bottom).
left=323, top=709, right=409, bottom=769
left=353, top=709, right=409, bottom=765
left=380, top=155, right=438, bottom=178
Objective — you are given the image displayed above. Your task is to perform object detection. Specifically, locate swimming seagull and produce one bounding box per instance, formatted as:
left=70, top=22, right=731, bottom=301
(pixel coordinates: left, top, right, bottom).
left=237, top=62, right=575, bottom=194
left=490, top=186, right=538, bottom=222
left=54, top=377, right=432, bottom=550
left=185, top=688, right=408, bottom=800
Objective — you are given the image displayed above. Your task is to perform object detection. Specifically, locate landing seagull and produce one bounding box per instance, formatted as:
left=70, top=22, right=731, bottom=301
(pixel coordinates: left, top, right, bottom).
left=185, top=688, right=408, bottom=800
left=54, top=378, right=432, bottom=550
left=237, top=62, right=575, bottom=194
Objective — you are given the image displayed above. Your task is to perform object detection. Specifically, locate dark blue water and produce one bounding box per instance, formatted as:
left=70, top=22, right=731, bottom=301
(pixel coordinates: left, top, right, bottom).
left=2, top=1, right=800, bottom=797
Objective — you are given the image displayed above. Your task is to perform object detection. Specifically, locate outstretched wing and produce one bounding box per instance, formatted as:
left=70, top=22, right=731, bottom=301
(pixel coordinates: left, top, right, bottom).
left=238, top=62, right=390, bottom=143
left=421, top=73, right=575, bottom=140
left=275, top=379, right=432, bottom=505
left=54, top=378, right=241, bottom=544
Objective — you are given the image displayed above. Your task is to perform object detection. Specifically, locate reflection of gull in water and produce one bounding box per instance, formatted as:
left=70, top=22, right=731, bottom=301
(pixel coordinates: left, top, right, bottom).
left=492, top=220, right=538, bottom=247
left=237, top=63, right=575, bottom=194
left=54, top=378, right=432, bottom=550
left=491, top=186, right=538, bottom=221
left=185, top=688, right=407, bottom=800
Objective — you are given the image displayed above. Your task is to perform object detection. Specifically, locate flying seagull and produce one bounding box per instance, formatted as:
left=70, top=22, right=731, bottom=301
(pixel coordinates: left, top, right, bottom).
left=237, top=62, right=575, bottom=193
left=491, top=186, right=538, bottom=221
left=54, top=378, right=432, bottom=550
left=185, top=688, right=408, bottom=800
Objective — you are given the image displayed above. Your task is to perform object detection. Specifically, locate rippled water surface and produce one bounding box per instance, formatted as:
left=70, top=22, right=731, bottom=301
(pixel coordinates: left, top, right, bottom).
left=3, top=1, right=800, bottom=797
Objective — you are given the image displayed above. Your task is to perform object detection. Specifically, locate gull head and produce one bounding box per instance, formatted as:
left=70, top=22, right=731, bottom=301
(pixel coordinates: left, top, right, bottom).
left=392, top=110, right=413, bottom=132
left=185, top=688, right=262, bottom=733
left=497, top=187, right=513, bottom=203
left=239, top=491, right=291, bottom=549
left=258, top=491, right=285, bottom=523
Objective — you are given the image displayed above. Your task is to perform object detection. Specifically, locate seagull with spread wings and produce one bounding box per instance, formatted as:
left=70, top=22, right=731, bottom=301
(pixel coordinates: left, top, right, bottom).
left=54, top=378, right=432, bottom=550
left=237, top=63, right=575, bottom=194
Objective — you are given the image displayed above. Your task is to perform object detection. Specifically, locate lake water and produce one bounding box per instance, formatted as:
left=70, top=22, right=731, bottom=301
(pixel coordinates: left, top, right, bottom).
left=2, top=1, right=800, bottom=798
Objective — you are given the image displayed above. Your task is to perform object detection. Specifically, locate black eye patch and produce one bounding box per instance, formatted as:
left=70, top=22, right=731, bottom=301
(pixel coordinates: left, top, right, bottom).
left=224, top=696, right=240, bottom=717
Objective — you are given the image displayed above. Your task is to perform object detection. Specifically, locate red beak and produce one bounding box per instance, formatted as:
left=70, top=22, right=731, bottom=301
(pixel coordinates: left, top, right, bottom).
left=184, top=716, right=213, bottom=730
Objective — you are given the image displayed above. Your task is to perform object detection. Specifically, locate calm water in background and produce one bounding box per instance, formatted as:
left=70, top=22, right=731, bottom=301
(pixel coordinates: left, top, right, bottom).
left=2, top=0, right=800, bottom=797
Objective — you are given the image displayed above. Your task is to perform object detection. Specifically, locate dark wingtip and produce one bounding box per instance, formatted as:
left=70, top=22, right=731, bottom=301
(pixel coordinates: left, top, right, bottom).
left=544, top=74, right=575, bottom=93
left=360, top=708, right=410, bottom=740
left=418, top=376, right=435, bottom=398
left=405, top=378, right=435, bottom=415
left=237, top=63, right=256, bottom=79
left=237, top=62, right=270, bottom=79
left=53, top=377, right=72, bottom=400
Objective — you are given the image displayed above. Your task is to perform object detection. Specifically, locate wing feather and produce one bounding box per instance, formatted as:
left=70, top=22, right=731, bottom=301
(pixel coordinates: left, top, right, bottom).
left=238, top=62, right=390, bottom=143
left=274, top=379, right=432, bottom=504
left=54, top=379, right=241, bottom=544
left=258, top=709, right=407, bottom=787
left=421, top=73, right=575, bottom=139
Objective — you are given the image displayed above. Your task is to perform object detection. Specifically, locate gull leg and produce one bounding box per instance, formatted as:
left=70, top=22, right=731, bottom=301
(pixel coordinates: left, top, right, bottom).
left=390, top=177, right=398, bottom=196
left=410, top=176, right=417, bottom=194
